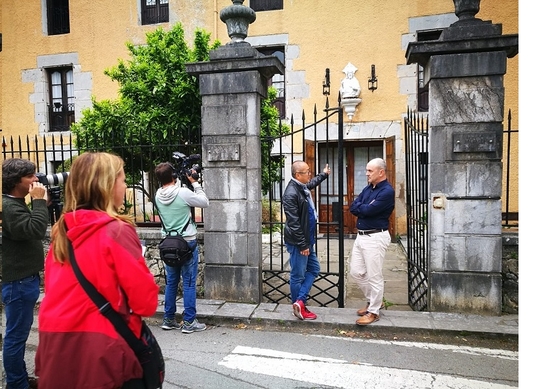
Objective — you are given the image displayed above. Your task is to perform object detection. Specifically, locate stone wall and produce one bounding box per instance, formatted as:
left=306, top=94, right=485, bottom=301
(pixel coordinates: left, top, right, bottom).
left=138, top=229, right=206, bottom=297
left=502, top=232, right=519, bottom=314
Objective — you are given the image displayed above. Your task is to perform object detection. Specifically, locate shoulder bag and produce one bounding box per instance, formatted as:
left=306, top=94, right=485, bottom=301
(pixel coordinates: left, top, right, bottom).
left=67, top=241, right=165, bottom=389
left=153, top=198, right=193, bottom=267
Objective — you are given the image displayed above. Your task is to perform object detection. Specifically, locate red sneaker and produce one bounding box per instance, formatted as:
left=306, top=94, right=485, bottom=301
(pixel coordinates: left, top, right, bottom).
left=301, top=306, right=317, bottom=320
left=293, top=300, right=304, bottom=320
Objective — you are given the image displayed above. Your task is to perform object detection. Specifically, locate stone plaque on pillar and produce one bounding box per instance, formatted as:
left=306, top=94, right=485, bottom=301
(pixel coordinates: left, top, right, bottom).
left=207, top=143, right=241, bottom=162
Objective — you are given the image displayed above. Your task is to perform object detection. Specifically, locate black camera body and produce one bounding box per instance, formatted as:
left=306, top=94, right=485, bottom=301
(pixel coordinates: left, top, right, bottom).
left=36, top=172, right=69, bottom=224
left=171, top=152, right=202, bottom=190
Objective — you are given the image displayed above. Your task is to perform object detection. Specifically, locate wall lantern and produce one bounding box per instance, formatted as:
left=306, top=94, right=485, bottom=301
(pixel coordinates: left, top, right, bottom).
left=368, top=64, right=378, bottom=92
left=323, top=68, right=331, bottom=96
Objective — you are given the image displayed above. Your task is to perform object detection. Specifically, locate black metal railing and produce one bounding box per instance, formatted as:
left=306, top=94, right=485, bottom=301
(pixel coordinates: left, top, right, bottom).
left=49, top=102, right=75, bottom=132
left=404, top=109, right=429, bottom=311
left=502, top=109, right=519, bottom=228
left=260, top=97, right=346, bottom=308
left=403, top=108, right=519, bottom=311
left=1, top=126, right=201, bottom=227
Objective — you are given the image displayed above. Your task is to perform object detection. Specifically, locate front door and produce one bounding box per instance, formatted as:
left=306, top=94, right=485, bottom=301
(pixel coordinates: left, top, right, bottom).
left=315, top=139, right=395, bottom=238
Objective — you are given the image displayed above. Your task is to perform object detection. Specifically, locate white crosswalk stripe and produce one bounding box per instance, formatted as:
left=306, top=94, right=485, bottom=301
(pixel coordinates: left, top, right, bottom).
left=219, top=346, right=516, bottom=389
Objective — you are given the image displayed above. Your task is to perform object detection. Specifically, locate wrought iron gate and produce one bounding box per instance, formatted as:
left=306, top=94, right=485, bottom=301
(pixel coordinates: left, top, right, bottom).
left=260, top=99, right=347, bottom=307
left=404, top=109, right=429, bottom=311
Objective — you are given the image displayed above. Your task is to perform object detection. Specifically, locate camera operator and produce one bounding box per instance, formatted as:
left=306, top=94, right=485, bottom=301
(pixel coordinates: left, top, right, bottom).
left=154, top=162, right=209, bottom=334
left=2, top=158, right=48, bottom=389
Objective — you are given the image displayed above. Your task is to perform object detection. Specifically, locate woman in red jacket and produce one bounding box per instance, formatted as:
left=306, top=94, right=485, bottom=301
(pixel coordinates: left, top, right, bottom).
left=35, top=152, right=160, bottom=389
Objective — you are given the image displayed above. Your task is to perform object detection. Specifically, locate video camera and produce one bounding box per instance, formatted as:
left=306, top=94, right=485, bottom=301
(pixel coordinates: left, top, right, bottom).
left=171, top=152, right=202, bottom=190
left=36, top=172, right=70, bottom=224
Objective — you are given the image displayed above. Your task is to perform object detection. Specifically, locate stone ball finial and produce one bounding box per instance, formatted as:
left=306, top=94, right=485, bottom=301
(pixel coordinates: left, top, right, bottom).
left=220, top=0, right=256, bottom=45
left=453, top=0, right=481, bottom=21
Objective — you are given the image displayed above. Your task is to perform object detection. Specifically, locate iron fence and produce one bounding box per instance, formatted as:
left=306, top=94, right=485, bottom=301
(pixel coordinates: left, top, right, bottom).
left=502, top=109, right=519, bottom=228
left=1, top=126, right=201, bottom=227
left=260, top=98, right=346, bottom=307
left=404, top=109, right=429, bottom=311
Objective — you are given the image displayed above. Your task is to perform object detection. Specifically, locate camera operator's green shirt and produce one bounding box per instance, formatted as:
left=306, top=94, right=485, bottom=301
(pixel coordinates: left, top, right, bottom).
left=155, top=181, right=209, bottom=240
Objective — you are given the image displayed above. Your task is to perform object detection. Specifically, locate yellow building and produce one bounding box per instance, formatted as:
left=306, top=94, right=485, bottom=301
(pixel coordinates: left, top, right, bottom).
left=0, top=0, right=518, bottom=235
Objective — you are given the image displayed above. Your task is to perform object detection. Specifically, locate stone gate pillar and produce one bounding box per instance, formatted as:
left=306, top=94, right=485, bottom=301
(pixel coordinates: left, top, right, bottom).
left=406, top=0, right=518, bottom=314
left=185, top=0, right=284, bottom=303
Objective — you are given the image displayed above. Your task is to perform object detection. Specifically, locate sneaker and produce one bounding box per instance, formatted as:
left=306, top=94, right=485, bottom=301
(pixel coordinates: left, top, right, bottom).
left=161, top=317, right=181, bottom=330
left=301, top=306, right=317, bottom=320
left=293, top=300, right=304, bottom=320
left=182, top=319, right=207, bottom=334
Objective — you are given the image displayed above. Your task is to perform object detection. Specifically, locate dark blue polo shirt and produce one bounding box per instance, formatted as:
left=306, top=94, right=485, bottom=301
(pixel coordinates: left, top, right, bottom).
left=349, top=179, right=395, bottom=230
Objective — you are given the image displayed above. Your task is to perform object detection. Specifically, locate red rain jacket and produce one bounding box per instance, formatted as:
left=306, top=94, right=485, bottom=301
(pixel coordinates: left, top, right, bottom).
left=35, top=210, right=159, bottom=389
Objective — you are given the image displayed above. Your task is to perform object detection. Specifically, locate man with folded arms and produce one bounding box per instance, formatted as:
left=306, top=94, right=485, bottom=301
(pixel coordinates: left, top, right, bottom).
left=349, top=158, right=395, bottom=325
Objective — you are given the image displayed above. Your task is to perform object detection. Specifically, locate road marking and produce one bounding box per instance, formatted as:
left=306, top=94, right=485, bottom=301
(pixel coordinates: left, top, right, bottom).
left=219, top=346, right=516, bottom=389
left=312, top=335, right=519, bottom=361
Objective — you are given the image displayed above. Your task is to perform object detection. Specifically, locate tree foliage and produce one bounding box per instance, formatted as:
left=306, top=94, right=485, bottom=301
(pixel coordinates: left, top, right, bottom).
left=72, top=22, right=287, bottom=196
left=72, top=24, right=219, bottom=186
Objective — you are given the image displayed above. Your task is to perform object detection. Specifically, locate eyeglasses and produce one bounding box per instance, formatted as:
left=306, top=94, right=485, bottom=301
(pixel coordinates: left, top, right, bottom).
left=297, top=170, right=311, bottom=175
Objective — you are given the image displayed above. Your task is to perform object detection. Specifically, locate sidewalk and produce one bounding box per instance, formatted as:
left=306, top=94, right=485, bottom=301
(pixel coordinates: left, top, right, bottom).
left=173, top=241, right=517, bottom=339
left=173, top=297, right=519, bottom=339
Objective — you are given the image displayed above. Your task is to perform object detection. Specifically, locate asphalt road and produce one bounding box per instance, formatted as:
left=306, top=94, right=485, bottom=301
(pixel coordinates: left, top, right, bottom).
left=1, top=316, right=519, bottom=389
left=154, top=319, right=518, bottom=389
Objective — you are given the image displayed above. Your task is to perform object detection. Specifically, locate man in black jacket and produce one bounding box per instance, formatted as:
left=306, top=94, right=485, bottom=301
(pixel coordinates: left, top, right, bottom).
left=283, top=160, right=330, bottom=320
left=2, top=158, right=48, bottom=389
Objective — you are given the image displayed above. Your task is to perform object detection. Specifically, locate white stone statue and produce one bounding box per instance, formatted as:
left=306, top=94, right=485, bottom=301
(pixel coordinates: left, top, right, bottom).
left=340, top=62, right=361, bottom=98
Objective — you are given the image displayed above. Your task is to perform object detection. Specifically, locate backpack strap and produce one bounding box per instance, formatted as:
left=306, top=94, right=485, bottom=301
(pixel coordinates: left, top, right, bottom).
left=153, top=196, right=192, bottom=237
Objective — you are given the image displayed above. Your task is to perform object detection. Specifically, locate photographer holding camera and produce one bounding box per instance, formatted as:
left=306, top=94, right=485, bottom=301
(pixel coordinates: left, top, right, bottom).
left=2, top=158, right=48, bottom=389
left=154, top=161, right=209, bottom=334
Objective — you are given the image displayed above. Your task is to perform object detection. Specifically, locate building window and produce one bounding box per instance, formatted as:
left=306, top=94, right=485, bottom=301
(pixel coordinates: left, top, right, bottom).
left=257, top=46, right=285, bottom=118
left=141, top=0, right=169, bottom=25
left=416, top=29, right=442, bottom=112
left=251, top=0, right=283, bottom=12
left=47, top=67, right=75, bottom=132
left=47, top=0, right=70, bottom=35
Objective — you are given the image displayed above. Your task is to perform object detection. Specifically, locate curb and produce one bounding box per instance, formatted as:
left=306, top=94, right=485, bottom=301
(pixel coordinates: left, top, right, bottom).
left=153, top=298, right=518, bottom=341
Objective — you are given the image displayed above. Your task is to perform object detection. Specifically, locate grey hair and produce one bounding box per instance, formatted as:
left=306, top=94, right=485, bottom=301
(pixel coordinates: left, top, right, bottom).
left=368, top=158, right=386, bottom=170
